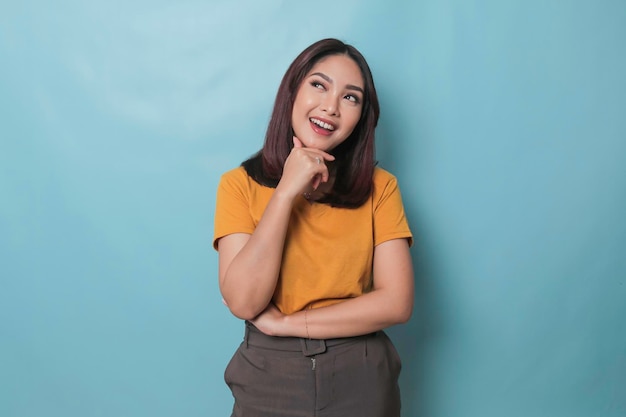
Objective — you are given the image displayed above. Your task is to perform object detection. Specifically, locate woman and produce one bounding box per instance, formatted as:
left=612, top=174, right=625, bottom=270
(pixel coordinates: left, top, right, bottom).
left=213, top=38, right=414, bottom=417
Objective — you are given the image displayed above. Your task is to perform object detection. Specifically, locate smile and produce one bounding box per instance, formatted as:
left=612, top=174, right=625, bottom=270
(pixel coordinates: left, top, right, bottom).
left=309, top=118, right=336, bottom=131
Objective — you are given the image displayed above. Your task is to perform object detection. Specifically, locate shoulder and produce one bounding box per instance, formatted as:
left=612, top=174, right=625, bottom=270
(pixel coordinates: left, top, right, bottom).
left=373, top=166, right=398, bottom=185
left=370, top=166, right=408, bottom=210
left=217, top=165, right=275, bottom=207
left=216, top=167, right=254, bottom=200
left=220, top=165, right=274, bottom=189
left=372, top=167, right=401, bottom=196
left=220, top=166, right=248, bottom=182
left=218, top=166, right=254, bottom=189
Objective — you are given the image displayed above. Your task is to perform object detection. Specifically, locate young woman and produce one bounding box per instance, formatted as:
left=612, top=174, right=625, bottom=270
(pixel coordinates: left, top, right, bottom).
left=213, top=38, right=414, bottom=417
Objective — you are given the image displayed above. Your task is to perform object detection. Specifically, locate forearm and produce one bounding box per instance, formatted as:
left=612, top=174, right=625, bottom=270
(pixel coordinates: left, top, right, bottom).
left=220, top=190, right=294, bottom=319
left=249, top=238, right=415, bottom=338
left=279, top=288, right=413, bottom=339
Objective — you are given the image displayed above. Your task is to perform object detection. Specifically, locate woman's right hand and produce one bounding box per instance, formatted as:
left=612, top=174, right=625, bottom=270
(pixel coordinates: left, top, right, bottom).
left=218, top=138, right=334, bottom=320
left=276, top=136, right=335, bottom=199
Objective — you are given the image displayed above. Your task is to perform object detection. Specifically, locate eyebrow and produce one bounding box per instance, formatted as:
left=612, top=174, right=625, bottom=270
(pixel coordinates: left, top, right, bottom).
left=310, top=72, right=364, bottom=94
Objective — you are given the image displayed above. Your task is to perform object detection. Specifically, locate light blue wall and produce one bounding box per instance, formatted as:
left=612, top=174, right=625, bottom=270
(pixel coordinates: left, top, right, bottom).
left=1, top=1, right=625, bottom=416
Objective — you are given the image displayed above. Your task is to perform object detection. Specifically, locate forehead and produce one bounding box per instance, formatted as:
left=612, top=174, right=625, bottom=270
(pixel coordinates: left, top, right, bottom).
left=308, top=54, right=364, bottom=86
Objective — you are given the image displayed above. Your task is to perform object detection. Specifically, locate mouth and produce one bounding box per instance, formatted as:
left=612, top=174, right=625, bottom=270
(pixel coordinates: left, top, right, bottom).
left=309, top=117, right=336, bottom=132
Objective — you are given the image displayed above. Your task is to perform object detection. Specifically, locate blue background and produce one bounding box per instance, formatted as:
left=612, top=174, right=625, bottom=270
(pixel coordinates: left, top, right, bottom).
left=1, top=1, right=625, bottom=416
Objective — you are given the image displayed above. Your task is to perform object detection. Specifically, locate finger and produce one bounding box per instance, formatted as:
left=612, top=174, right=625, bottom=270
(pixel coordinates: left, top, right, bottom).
left=308, top=155, right=330, bottom=185
left=312, top=174, right=322, bottom=190
left=309, top=149, right=335, bottom=162
left=293, top=136, right=303, bottom=148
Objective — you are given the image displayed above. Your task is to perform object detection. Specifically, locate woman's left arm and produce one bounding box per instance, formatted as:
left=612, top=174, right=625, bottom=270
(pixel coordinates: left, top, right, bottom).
left=250, top=238, right=414, bottom=339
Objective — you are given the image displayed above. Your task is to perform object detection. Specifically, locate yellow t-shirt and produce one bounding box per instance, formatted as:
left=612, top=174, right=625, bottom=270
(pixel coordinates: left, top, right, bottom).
left=213, top=166, right=413, bottom=315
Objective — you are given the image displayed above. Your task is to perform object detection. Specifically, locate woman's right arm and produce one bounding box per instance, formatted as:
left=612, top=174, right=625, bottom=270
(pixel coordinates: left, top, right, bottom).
left=218, top=138, right=333, bottom=320
left=218, top=189, right=294, bottom=320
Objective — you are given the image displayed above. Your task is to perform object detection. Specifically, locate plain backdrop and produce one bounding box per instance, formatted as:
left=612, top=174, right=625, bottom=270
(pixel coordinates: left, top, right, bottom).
left=1, top=1, right=625, bottom=416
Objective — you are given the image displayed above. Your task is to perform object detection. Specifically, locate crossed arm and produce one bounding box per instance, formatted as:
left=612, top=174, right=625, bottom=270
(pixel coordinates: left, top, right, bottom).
left=218, top=138, right=414, bottom=339
left=217, top=196, right=414, bottom=339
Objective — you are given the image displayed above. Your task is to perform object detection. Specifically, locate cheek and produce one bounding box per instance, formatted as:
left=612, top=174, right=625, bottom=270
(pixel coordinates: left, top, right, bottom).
left=296, top=95, right=316, bottom=112
left=292, top=95, right=311, bottom=121
left=291, top=114, right=309, bottom=140
left=345, top=109, right=362, bottom=132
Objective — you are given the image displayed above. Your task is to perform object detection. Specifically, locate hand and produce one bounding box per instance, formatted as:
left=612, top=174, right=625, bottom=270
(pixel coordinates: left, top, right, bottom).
left=276, top=137, right=335, bottom=199
left=249, top=303, right=285, bottom=336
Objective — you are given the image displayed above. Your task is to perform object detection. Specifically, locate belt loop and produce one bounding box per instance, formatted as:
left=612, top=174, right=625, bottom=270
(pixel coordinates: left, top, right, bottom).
left=244, top=321, right=250, bottom=349
left=300, top=338, right=327, bottom=357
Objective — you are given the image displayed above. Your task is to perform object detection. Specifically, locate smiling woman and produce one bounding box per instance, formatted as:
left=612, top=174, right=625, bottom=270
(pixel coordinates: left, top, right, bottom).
left=213, top=38, right=414, bottom=417
left=291, top=54, right=364, bottom=152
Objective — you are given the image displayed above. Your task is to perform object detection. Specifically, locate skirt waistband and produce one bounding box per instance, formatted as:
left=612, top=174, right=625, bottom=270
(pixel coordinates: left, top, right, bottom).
left=244, top=321, right=376, bottom=357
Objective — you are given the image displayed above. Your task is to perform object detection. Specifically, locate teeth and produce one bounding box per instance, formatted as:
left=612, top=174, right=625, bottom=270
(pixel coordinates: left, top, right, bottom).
left=310, top=118, right=335, bottom=131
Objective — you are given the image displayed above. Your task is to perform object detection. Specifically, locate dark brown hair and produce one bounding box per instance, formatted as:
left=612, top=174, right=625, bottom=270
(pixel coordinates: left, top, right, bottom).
left=242, top=38, right=380, bottom=208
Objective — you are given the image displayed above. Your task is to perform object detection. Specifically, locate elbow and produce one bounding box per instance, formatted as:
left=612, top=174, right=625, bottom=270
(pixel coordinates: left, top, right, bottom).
left=391, top=310, right=411, bottom=325
left=221, top=284, right=267, bottom=320
left=225, top=300, right=263, bottom=321
left=396, top=309, right=412, bottom=324
left=392, top=302, right=413, bottom=325
left=229, top=308, right=256, bottom=321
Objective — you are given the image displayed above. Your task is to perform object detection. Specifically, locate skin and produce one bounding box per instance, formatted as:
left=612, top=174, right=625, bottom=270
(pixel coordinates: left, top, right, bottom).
left=217, top=54, right=414, bottom=339
left=291, top=54, right=364, bottom=153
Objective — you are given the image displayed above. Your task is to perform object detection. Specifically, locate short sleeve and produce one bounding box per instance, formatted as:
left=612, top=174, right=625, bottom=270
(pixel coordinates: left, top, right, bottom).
left=373, top=170, right=413, bottom=247
left=213, top=168, right=256, bottom=250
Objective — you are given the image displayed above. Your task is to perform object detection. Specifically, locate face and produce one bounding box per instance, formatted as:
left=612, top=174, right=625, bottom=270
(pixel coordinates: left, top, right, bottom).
left=291, top=54, right=364, bottom=152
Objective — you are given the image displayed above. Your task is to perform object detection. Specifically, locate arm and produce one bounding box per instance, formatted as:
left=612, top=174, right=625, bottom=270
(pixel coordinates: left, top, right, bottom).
left=218, top=138, right=334, bottom=320
left=217, top=191, right=293, bottom=320
left=250, top=238, right=414, bottom=338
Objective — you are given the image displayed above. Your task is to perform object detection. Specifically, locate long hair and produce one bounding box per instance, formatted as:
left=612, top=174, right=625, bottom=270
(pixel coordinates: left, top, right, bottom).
left=242, top=38, right=380, bottom=208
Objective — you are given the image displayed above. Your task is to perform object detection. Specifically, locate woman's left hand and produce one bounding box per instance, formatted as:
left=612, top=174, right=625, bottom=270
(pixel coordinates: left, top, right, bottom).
left=249, top=303, right=285, bottom=336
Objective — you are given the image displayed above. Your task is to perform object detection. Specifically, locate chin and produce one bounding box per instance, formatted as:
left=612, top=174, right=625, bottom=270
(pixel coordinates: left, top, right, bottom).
left=311, top=142, right=335, bottom=152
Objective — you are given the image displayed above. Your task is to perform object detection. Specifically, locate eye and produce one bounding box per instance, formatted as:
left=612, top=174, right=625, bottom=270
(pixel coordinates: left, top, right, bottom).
left=310, top=80, right=325, bottom=90
left=344, top=94, right=361, bottom=104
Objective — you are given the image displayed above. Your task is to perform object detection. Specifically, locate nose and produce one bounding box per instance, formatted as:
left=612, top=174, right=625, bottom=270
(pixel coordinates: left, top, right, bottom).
left=320, top=94, right=340, bottom=116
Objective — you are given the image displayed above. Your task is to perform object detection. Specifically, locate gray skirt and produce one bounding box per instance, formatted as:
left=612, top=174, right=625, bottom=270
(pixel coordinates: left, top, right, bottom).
left=224, top=322, right=402, bottom=417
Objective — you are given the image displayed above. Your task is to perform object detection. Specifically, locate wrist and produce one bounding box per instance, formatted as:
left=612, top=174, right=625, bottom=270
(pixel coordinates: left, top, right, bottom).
left=282, top=311, right=304, bottom=338
left=304, top=309, right=311, bottom=339
left=272, top=186, right=299, bottom=204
